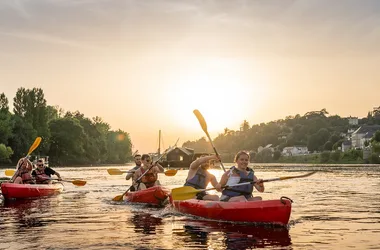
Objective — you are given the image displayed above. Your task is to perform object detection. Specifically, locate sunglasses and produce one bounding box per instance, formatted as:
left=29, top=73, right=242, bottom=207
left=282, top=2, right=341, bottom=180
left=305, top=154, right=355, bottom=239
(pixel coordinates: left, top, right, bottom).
left=145, top=159, right=151, bottom=162
left=37, top=164, right=44, bottom=167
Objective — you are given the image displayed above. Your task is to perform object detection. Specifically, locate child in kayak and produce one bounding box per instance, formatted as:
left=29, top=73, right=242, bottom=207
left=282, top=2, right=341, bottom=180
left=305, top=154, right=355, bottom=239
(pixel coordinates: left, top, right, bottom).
left=216, top=151, right=264, bottom=202
left=11, top=157, right=35, bottom=184
left=184, top=154, right=220, bottom=201
left=133, top=154, right=165, bottom=190
left=32, top=158, right=62, bottom=184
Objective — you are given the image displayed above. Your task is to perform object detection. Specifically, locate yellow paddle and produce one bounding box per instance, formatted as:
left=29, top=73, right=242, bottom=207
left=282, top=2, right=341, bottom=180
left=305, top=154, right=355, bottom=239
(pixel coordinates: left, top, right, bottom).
left=5, top=169, right=87, bottom=186
left=112, top=145, right=176, bottom=202
left=193, top=109, right=226, bottom=172
left=171, top=171, right=317, bottom=201
left=107, top=168, right=178, bottom=176
left=55, top=179, right=87, bottom=186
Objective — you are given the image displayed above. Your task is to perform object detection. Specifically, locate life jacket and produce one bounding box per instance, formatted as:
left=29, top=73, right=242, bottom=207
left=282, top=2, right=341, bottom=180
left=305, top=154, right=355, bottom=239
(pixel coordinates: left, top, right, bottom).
left=140, top=167, right=158, bottom=188
left=35, top=168, right=51, bottom=184
left=18, top=168, right=34, bottom=184
left=184, top=168, right=207, bottom=189
left=222, top=166, right=254, bottom=199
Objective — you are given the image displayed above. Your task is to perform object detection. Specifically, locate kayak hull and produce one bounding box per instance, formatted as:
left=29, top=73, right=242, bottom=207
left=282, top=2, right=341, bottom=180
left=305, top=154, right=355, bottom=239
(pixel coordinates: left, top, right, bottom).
left=125, top=186, right=170, bottom=206
left=1, top=183, right=64, bottom=199
left=171, top=197, right=292, bottom=226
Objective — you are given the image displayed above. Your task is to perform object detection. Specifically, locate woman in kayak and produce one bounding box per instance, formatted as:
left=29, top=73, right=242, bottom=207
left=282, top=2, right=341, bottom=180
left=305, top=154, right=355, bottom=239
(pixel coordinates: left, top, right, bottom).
left=133, top=154, right=165, bottom=190
left=32, top=158, right=62, bottom=184
left=11, top=157, right=35, bottom=184
left=216, top=151, right=264, bottom=202
left=184, top=154, right=220, bottom=201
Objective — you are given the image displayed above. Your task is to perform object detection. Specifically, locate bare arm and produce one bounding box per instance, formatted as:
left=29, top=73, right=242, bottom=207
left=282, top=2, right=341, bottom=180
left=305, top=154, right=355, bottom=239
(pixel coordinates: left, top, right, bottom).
left=126, top=172, right=134, bottom=180
left=210, top=175, right=218, bottom=188
left=155, top=163, right=165, bottom=173
left=189, top=155, right=218, bottom=170
left=216, top=171, right=229, bottom=192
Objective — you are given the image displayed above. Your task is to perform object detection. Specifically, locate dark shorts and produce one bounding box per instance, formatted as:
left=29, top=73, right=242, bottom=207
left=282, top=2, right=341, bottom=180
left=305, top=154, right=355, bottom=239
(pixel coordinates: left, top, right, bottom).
left=195, top=191, right=208, bottom=200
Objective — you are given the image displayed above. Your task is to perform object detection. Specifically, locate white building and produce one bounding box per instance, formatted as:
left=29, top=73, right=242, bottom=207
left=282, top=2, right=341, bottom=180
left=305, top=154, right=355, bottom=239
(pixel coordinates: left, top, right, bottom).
left=351, top=125, right=380, bottom=149
left=348, top=116, right=359, bottom=126
left=282, top=146, right=309, bottom=156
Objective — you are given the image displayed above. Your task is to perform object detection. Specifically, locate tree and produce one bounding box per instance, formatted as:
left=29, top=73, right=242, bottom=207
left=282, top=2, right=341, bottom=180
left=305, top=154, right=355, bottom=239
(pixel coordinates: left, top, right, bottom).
left=240, top=120, right=250, bottom=132
left=0, top=143, right=13, bottom=163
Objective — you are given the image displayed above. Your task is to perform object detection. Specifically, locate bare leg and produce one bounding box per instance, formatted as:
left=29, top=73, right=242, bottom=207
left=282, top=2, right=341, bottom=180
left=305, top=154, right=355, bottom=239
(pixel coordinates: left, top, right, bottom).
left=203, top=194, right=219, bottom=201
left=137, top=183, right=147, bottom=190
left=13, top=177, right=23, bottom=184
left=228, top=196, right=247, bottom=202
left=248, top=196, right=262, bottom=201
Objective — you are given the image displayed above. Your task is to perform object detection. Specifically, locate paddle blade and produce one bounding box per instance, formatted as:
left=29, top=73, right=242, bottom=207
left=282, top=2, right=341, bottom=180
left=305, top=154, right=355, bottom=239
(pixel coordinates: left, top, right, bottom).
left=193, top=109, right=208, bottom=134
left=5, top=169, right=15, bottom=176
left=28, top=137, right=42, bottom=156
left=164, top=169, right=178, bottom=176
left=171, top=186, right=199, bottom=201
left=112, top=194, right=124, bottom=202
left=107, top=168, right=124, bottom=175
left=71, top=180, right=87, bottom=186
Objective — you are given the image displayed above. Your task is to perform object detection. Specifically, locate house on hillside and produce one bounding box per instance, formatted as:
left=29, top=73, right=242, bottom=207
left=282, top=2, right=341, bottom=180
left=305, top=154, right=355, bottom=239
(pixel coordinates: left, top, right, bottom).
left=341, top=140, right=352, bottom=152
left=351, top=125, right=380, bottom=149
left=282, top=146, right=309, bottom=156
left=160, top=147, right=210, bottom=169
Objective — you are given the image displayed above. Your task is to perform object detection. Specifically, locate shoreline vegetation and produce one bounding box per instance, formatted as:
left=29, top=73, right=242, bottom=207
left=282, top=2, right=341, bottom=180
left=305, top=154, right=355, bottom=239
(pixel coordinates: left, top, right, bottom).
left=1, top=87, right=380, bottom=166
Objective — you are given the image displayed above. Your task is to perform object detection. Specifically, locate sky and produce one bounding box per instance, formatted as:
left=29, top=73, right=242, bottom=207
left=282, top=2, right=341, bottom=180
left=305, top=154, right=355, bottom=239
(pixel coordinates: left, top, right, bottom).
left=1, top=0, right=380, bottom=153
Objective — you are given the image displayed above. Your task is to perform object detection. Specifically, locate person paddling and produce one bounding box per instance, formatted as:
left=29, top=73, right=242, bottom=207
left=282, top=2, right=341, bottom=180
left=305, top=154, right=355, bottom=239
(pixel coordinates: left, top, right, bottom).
left=32, top=158, right=62, bottom=184
left=184, top=154, right=220, bottom=201
left=216, top=151, right=264, bottom=202
left=133, top=154, right=164, bottom=190
left=125, top=154, right=142, bottom=191
left=11, top=158, right=35, bottom=184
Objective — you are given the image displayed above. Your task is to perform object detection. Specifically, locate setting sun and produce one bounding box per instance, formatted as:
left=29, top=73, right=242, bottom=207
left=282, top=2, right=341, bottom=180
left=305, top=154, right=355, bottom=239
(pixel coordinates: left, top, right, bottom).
left=164, top=58, right=268, bottom=134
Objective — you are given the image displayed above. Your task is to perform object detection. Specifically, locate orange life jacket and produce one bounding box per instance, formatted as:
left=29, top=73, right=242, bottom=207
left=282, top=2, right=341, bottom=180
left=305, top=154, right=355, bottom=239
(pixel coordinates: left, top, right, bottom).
left=140, top=168, right=158, bottom=188
left=35, top=168, right=50, bottom=184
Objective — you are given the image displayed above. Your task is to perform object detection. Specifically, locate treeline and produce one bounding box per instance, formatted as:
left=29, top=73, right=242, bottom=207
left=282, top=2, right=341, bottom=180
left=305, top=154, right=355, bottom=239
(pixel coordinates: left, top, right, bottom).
left=182, top=108, right=380, bottom=164
left=0, top=88, right=132, bottom=166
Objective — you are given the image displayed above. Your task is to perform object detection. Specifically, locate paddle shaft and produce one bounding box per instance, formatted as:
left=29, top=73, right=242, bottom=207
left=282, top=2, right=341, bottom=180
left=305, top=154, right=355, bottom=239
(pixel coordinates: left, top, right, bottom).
left=197, top=172, right=316, bottom=193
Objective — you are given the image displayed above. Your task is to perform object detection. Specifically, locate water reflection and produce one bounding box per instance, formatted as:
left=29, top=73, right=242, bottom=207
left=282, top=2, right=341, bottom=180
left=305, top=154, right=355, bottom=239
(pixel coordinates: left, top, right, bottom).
left=129, top=212, right=163, bottom=235
left=180, top=220, right=291, bottom=250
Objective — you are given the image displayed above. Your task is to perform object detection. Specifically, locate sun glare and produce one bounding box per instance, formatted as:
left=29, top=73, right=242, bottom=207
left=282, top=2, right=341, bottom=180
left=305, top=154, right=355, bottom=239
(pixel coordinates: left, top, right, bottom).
left=164, top=58, right=267, bottom=135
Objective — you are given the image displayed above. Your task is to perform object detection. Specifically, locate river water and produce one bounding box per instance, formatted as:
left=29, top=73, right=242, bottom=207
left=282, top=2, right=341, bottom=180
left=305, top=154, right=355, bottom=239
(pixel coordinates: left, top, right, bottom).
left=1, top=164, right=379, bottom=250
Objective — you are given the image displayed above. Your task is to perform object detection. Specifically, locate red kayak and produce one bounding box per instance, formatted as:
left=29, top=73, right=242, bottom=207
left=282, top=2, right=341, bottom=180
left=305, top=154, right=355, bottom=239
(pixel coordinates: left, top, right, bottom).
left=171, top=196, right=292, bottom=226
left=125, top=186, right=170, bottom=206
left=1, top=182, right=64, bottom=199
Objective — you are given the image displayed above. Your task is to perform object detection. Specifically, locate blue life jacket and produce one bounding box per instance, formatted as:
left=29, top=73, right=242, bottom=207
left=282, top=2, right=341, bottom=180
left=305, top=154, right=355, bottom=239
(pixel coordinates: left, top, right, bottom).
left=184, top=168, right=207, bottom=189
left=222, top=166, right=254, bottom=199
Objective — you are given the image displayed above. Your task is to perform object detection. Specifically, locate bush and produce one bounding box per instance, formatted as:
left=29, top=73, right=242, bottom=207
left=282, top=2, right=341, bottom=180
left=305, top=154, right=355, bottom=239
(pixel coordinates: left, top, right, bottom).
left=320, top=151, right=330, bottom=163
left=330, top=150, right=341, bottom=161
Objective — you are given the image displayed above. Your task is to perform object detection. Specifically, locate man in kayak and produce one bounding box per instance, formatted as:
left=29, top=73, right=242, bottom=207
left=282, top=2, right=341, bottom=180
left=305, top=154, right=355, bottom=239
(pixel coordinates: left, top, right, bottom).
left=126, top=154, right=142, bottom=191
left=32, top=158, right=62, bottom=184
left=216, top=151, right=264, bottom=202
left=184, top=154, right=220, bottom=201
left=133, top=154, right=165, bottom=190
left=11, top=157, right=35, bottom=184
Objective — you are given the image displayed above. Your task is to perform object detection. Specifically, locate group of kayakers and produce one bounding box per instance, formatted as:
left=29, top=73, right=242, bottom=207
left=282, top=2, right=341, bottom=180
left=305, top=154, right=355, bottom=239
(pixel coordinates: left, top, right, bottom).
left=126, top=150, right=264, bottom=202
left=11, top=157, right=62, bottom=185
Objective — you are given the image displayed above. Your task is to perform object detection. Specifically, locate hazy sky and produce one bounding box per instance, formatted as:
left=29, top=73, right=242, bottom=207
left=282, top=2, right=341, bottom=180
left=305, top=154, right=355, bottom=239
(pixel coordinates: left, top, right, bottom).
left=1, top=0, right=379, bottom=153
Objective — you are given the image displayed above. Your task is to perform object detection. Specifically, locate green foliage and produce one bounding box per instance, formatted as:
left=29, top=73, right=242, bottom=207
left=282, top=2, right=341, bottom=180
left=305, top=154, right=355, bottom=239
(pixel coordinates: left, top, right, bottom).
left=324, top=141, right=333, bottom=151
left=320, top=151, right=330, bottom=163
left=368, top=153, right=380, bottom=164
left=0, top=143, right=13, bottom=162
left=330, top=150, right=341, bottom=161
left=273, top=150, right=281, bottom=161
